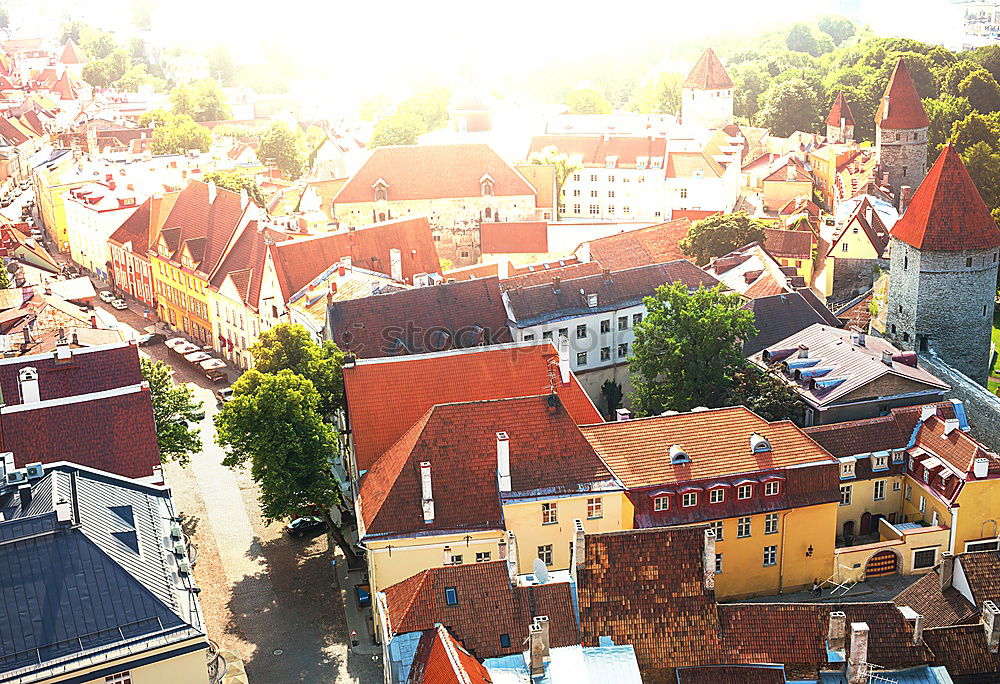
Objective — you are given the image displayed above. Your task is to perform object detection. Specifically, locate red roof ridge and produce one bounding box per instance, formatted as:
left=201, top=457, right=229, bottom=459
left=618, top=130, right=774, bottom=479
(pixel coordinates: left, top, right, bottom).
left=683, top=48, right=733, bottom=90
left=890, top=145, right=1000, bottom=251
left=826, top=92, right=856, bottom=127
left=875, top=58, right=930, bottom=129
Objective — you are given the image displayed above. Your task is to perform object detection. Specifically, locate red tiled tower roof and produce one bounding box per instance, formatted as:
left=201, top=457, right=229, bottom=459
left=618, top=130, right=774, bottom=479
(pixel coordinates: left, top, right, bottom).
left=826, top=92, right=856, bottom=127
left=890, top=145, right=1000, bottom=251
left=683, top=48, right=733, bottom=90
left=59, top=40, right=83, bottom=65
left=875, top=58, right=930, bottom=130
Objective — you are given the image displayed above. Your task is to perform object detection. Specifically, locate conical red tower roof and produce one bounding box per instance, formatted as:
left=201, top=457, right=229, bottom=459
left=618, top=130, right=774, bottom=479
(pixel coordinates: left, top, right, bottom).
left=683, top=48, right=733, bottom=90
left=826, top=92, right=856, bottom=127
left=59, top=40, right=83, bottom=65
left=874, top=58, right=929, bottom=130
left=890, top=145, right=1000, bottom=251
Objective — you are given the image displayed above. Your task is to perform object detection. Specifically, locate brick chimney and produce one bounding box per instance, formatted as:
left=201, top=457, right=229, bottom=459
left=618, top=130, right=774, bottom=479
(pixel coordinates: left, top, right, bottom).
left=529, top=616, right=550, bottom=676
left=984, top=601, right=1000, bottom=654
left=496, top=431, right=511, bottom=493
left=911, top=613, right=924, bottom=646
left=900, top=185, right=913, bottom=214
left=848, top=622, right=870, bottom=684
left=939, top=552, right=954, bottom=590
left=18, top=367, right=39, bottom=403
left=570, top=518, right=585, bottom=583
left=828, top=611, right=847, bottom=652
left=703, top=528, right=716, bottom=591
left=420, top=461, right=434, bottom=524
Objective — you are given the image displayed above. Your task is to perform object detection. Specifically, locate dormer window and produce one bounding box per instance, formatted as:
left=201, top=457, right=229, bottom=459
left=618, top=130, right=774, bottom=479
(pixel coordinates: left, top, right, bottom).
left=653, top=495, right=669, bottom=511
left=892, top=451, right=904, bottom=464
left=872, top=451, right=889, bottom=471
left=737, top=484, right=753, bottom=499
left=636, top=157, right=648, bottom=170
left=764, top=481, right=780, bottom=496
left=709, top=488, right=725, bottom=504
left=650, top=157, right=663, bottom=169
left=605, top=156, right=617, bottom=169
left=750, top=433, right=771, bottom=453
left=682, top=492, right=698, bottom=507
left=373, top=179, right=388, bottom=202
left=480, top=175, right=495, bottom=197
left=669, top=444, right=689, bottom=464
left=840, top=457, right=856, bottom=479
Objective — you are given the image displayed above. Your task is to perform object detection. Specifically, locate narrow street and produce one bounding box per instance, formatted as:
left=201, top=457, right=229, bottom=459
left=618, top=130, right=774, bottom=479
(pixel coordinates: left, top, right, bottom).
left=93, top=299, right=382, bottom=683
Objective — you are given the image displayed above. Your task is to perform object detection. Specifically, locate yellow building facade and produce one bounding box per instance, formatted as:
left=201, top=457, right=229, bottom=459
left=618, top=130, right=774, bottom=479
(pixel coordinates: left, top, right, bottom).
left=34, top=160, right=77, bottom=253
left=150, top=245, right=214, bottom=344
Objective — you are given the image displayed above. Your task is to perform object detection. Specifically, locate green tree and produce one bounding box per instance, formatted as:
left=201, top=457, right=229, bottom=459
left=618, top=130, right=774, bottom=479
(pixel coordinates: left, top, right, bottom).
left=601, top=380, right=623, bottom=420
left=214, top=369, right=360, bottom=566
left=681, top=212, right=768, bottom=266
left=207, top=45, right=236, bottom=85
left=725, top=366, right=802, bottom=423
left=818, top=16, right=856, bottom=45
left=731, top=63, right=768, bottom=120
left=0, top=266, right=10, bottom=289
left=972, top=45, right=1000, bottom=83
left=629, top=72, right=682, bottom=115
left=566, top=88, right=612, bottom=114
left=786, top=23, right=820, bottom=56
left=79, top=26, right=118, bottom=60
left=397, top=88, right=452, bottom=132
left=526, top=145, right=582, bottom=220
left=60, top=17, right=88, bottom=44
left=140, top=358, right=203, bottom=465
left=131, top=0, right=157, bottom=30
left=942, top=60, right=985, bottom=97
left=169, top=80, right=230, bottom=122
left=949, top=111, right=1000, bottom=153
left=630, top=283, right=757, bottom=415
left=202, top=170, right=265, bottom=208
left=359, top=94, right=392, bottom=121
left=258, top=121, right=307, bottom=179
left=249, top=323, right=346, bottom=418
left=139, top=109, right=211, bottom=154
left=924, top=95, right=972, bottom=156
left=755, top=78, right=819, bottom=136
left=958, top=69, right=1000, bottom=113
left=369, top=111, right=425, bottom=148
left=960, top=141, right=1000, bottom=214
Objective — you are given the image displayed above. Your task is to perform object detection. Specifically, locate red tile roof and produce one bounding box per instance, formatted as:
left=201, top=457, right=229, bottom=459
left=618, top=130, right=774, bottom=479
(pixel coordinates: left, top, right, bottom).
left=501, top=261, right=603, bottom=290
left=892, top=570, right=978, bottom=629
left=108, top=192, right=180, bottom=257
left=577, top=526, right=722, bottom=677
left=762, top=158, right=811, bottom=184
left=676, top=665, right=786, bottom=684
left=0, top=343, right=143, bottom=405
left=408, top=625, right=492, bottom=684
left=333, top=144, right=535, bottom=203
left=827, top=92, right=856, bottom=127
left=0, top=385, right=161, bottom=480
left=157, top=181, right=250, bottom=277
left=580, top=406, right=835, bottom=489
left=829, top=196, right=891, bottom=256
left=763, top=228, right=812, bottom=259
left=383, top=561, right=579, bottom=660
left=211, top=222, right=289, bottom=311
left=665, top=152, right=724, bottom=179
left=59, top=39, right=83, bottom=65
left=875, top=58, right=930, bottom=130
left=913, top=414, right=991, bottom=475
left=835, top=291, right=873, bottom=332
left=527, top=136, right=666, bottom=168
left=271, top=217, right=440, bottom=295
left=343, top=342, right=603, bottom=472
left=672, top=210, right=721, bottom=222
left=359, top=395, right=617, bottom=537
left=582, top=219, right=693, bottom=269
left=480, top=221, right=547, bottom=254
left=804, top=401, right=955, bottom=458
left=683, top=48, right=733, bottom=90
left=890, top=145, right=1000, bottom=251
left=924, top=624, right=1000, bottom=677
left=327, top=276, right=511, bottom=358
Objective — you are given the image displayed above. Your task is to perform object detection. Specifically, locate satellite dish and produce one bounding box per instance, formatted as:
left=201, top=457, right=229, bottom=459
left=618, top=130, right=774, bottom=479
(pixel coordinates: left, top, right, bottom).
left=533, top=557, right=549, bottom=584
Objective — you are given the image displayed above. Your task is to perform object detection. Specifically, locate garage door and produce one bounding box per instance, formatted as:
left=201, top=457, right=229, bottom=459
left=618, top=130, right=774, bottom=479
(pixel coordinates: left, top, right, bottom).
left=865, top=550, right=898, bottom=578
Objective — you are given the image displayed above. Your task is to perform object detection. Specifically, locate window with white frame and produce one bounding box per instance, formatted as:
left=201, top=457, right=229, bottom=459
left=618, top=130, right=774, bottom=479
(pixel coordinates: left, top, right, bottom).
left=538, top=544, right=553, bottom=566
left=715, top=553, right=723, bottom=574
left=893, top=481, right=901, bottom=491
left=476, top=551, right=491, bottom=562
left=840, top=485, right=852, bottom=506
left=709, top=520, right=724, bottom=541
left=617, top=342, right=628, bottom=358
left=542, top=502, right=557, bottom=525
left=105, top=675, right=132, bottom=684
left=966, top=540, right=1000, bottom=552
left=709, top=488, right=725, bottom=504
left=763, top=545, right=777, bottom=566
left=737, top=517, right=751, bottom=538
left=764, top=481, right=780, bottom=496
left=874, top=480, right=886, bottom=501
left=737, top=484, right=752, bottom=499
left=682, top=492, right=698, bottom=507
left=576, top=324, right=588, bottom=339
left=841, top=460, right=855, bottom=478
left=919, top=496, right=926, bottom=513
left=587, top=497, right=603, bottom=519
left=600, top=319, right=610, bottom=333
left=765, top=513, right=779, bottom=535
left=653, top=496, right=669, bottom=511
left=912, top=547, right=937, bottom=570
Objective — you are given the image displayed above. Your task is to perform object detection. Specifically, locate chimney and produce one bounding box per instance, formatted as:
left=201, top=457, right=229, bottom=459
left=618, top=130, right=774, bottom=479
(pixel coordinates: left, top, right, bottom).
left=496, top=431, right=511, bottom=493
left=616, top=408, right=631, bottom=421
left=497, top=259, right=509, bottom=280
left=943, top=418, right=960, bottom=435
left=390, top=248, right=402, bottom=281
left=920, top=405, right=937, bottom=422
left=18, top=483, right=31, bottom=509
left=571, top=518, right=585, bottom=570
left=911, top=613, right=924, bottom=646
left=420, top=461, right=434, bottom=524
left=900, top=186, right=912, bottom=214
left=240, top=187, right=249, bottom=209
left=704, top=528, right=716, bottom=591
left=505, top=530, right=519, bottom=581
left=881, top=350, right=893, bottom=366
left=851, top=329, right=865, bottom=346
left=557, top=335, right=570, bottom=384
left=552, top=275, right=561, bottom=293
left=940, top=552, right=955, bottom=590
left=882, top=96, right=890, bottom=120
left=90, top=314, right=98, bottom=329
left=848, top=622, right=870, bottom=684
left=828, top=611, right=847, bottom=652
left=55, top=338, right=71, bottom=362
left=529, top=617, right=550, bottom=676
left=985, top=601, right=1000, bottom=653
left=443, top=545, right=453, bottom=565
left=71, top=331, right=79, bottom=345
left=18, top=366, right=39, bottom=403
left=974, top=458, right=989, bottom=479
left=207, top=180, right=217, bottom=204
left=798, top=345, right=809, bottom=359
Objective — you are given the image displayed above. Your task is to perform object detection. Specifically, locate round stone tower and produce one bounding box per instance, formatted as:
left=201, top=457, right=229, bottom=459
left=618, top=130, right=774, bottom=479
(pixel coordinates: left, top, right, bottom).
left=884, top=146, right=1000, bottom=386
left=875, top=58, right=929, bottom=209
left=681, top=48, right=733, bottom=130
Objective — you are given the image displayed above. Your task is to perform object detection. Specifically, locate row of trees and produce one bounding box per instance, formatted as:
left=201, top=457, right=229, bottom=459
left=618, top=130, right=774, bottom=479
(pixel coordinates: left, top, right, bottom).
left=368, top=88, right=452, bottom=148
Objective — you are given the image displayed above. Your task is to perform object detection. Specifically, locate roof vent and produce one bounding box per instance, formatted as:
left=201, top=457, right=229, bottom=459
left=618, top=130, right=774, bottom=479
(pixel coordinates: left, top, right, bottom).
left=881, top=350, right=893, bottom=366
left=750, top=433, right=771, bottom=453
left=669, top=444, right=690, bottom=464
left=587, top=293, right=598, bottom=308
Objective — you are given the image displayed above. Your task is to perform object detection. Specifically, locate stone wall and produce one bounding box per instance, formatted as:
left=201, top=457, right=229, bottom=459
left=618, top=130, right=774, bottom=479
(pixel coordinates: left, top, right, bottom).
left=830, top=257, right=886, bottom=306
left=681, top=88, right=733, bottom=129
left=875, top=125, right=927, bottom=206
left=919, top=352, right=1000, bottom=453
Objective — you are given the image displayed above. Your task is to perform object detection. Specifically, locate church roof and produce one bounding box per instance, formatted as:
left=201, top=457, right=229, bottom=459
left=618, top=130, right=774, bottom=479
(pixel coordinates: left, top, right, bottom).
left=59, top=40, right=83, bottom=65
left=683, top=48, right=733, bottom=91
left=890, top=145, right=1000, bottom=251
left=875, top=58, right=929, bottom=130
left=826, top=92, right=856, bottom=127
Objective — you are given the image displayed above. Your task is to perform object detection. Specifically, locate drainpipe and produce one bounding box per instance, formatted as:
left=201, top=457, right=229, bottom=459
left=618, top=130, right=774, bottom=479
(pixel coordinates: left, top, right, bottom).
left=778, top=508, right=795, bottom=594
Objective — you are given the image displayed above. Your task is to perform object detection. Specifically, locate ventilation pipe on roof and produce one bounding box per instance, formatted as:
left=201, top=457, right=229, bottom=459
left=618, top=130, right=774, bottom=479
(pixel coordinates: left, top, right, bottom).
left=943, top=418, right=960, bottom=436
left=828, top=611, right=847, bottom=652
left=18, top=366, right=39, bottom=403
left=616, top=408, right=631, bottom=422
left=920, top=405, right=937, bottom=423
left=798, top=345, right=809, bottom=359
left=419, top=461, right=434, bottom=524
left=557, top=335, right=570, bottom=384
left=911, top=613, right=924, bottom=646
left=850, top=328, right=865, bottom=346
left=496, top=432, right=511, bottom=493
left=881, top=350, right=893, bottom=366
left=847, top=622, right=870, bottom=684
left=984, top=601, right=1000, bottom=654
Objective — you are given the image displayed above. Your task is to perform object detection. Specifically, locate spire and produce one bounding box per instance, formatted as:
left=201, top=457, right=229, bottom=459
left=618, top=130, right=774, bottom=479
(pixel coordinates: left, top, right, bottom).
left=875, top=58, right=930, bottom=130
left=683, top=48, right=733, bottom=90
left=59, top=39, right=83, bottom=65
left=890, top=145, right=1000, bottom=251
left=826, top=92, right=856, bottom=126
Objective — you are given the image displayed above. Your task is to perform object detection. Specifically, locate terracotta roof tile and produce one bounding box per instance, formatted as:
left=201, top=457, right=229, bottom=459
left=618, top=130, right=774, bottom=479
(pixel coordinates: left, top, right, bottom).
left=527, top=136, right=667, bottom=168
left=359, top=395, right=617, bottom=537
left=327, top=276, right=511, bottom=358
left=59, top=39, right=83, bottom=65
left=210, top=222, right=288, bottom=310
left=343, top=342, right=603, bottom=472
left=583, top=219, right=693, bottom=269
left=890, top=145, right=1000, bottom=251
left=763, top=229, right=812, bottom=259
left=683, top=48, right=734, bottom=90
left=835, top=291, right=874, bottom=332
left=408, top=625, right=492, bottom=684
left=480, top=221, right=547, bottom=254
left=742, top=291, right=840, bottom=356
left=804, top=402, right=955, bottom=458
left=0, top=343, right=142, bottom=404
left=157, top=180, right=250, bottom=276
left=956, top=551, right=1000, bottom=606
left=892, top=570, right=978, bottom=629
left=827, top=92, right=856, bottom=127
left=500, top=261, right=603, bottom=290
left=676, top=665, right=787, bottom=684
left=875, top=58, right=930, bottom=130
left=828, top=197, right=891, bottom=257
left=334, top=144, right=535, bottom=203
left=383, top=562, right=579, bottom=661
left=762, top=158, right=811, bottom=184
left=923, top=624, right=1000, bottom=676
left=665, top=151, right=724, bottom=179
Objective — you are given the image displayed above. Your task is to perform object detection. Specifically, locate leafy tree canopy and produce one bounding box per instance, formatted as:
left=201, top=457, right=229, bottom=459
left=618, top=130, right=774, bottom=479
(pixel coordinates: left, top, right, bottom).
left=258, top=121, right=307, bottom=180
left=139, top=109, right=211, bottom=154
left=202, top=171, right=265, bottom=208
left=526, top=145, right=582, bottom=220
left=169, top=80, right=231, bottom=122
left=755, top=77, right=820, bottom=136
left=140, top=358, right=203, bottom=465
left=681, top=211, right=768, bottom=266
left=566, top=88, right=612, bottom=114
left=924, top=95, right=972, bottom=157
left=249, top=323, right=346, bottom=418
left=369, top=111, right=425, bottom=148
left=818, top=15, right=856, bottom=45
left=629, top=72, right=682, bottom=115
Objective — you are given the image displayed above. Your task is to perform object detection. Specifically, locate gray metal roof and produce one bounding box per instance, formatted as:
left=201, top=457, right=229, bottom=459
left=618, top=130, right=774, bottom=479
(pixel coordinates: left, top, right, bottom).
left=0, top=466, right=204, bottom=681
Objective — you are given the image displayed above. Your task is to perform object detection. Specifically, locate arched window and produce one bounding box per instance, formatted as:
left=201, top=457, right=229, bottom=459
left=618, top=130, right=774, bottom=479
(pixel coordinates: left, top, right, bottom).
left=484, top=207, right=492, bottom=219
left=481, top=179, right=494, bottom=197
left=374, top=186, right=387, bottom=202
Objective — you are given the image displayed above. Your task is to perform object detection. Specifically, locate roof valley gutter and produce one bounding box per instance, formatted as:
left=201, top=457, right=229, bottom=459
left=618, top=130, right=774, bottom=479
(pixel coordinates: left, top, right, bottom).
left=815, top=389, right=948, bottom=411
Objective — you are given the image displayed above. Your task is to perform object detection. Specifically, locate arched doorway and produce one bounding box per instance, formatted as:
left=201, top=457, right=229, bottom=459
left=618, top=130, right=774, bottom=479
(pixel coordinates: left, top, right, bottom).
left=843, top=521, right=855, bottom=540
left=860, top=512, right=873, bottom=536
left=865, top=550, right=899, bottom=578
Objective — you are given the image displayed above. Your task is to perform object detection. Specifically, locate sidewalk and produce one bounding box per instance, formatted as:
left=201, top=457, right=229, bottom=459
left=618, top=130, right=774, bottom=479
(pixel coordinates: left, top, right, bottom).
left=335, top=562, right=381, bottom=657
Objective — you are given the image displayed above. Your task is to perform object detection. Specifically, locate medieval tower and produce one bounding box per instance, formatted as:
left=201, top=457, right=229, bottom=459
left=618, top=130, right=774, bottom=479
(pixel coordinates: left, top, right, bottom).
left=681, top=48, right=734, bottom=130
left=884, top=146, right=1000, bottom=386
left=875, top=58, right=929, bottom=209
left=826, top=92, right=855, bottom=144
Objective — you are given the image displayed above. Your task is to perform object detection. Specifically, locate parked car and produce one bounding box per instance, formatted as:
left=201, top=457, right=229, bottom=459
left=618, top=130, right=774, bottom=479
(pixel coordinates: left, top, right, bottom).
left=111, top=299, right=128, bottom=310
left=1, top=196, right=11, bottom=208
left=19, top=180, right=29, bottom=190
left=355, top=583, right=372, bottom=608
left=215, top=387, right=233, bottom=404
left=285, top=516, right=328, bottom=538
left=99, top=291, right=116, bottom=303
left=137, top=332, right=165, bottom=346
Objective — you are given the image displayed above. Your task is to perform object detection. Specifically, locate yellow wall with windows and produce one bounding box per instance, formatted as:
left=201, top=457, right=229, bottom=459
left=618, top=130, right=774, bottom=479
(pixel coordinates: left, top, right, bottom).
left=830, top=218, right=882, bottom=261
left=832, top=524, right=951, bottom=583
left=709, top=501, right=838, bottom=599
left=43, top=637, right=209, bottom=683
left=951, top=479, right=1000, bottom=552
left=901, top=476, right=952, bottom=531
left=502, top=492, right=627, bottom=575
left=150, top=255, right=214, bottom=343
left=35, top=172, right=72, bottom=252
left=777, top=255, right=814, bottom=283
left=835, top=474, right=904, bottom=537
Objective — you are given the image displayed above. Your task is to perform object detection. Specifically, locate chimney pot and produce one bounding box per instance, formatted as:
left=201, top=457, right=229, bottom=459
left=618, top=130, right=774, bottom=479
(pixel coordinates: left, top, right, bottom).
left=798, top=345, right=809, bottom=359
left=18, top=366, right=40, bottom=403
left=939, top=552, right=955, bottom=590
left=881, top=350, right=893, bottom=366
left=912, top=613, right=924, bottom=646
left=828, top=611, right=847, bottom=652
left=616, top=408, right=631, bottom=421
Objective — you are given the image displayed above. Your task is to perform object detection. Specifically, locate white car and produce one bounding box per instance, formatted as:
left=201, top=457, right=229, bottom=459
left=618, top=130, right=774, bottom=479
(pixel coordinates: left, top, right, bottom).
left=111, top=299, right=128, bottom=310
left=99, top=291, right=116, bottom=303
